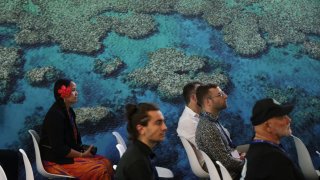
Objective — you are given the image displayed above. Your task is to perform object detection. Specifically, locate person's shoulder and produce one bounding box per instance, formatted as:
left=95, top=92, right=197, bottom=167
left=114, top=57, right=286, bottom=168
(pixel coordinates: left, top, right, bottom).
left=196, top=119, right=206, bottom=130
left=264, top=149, right=290, bottom=162
left=45, top=103, right=65, bottom=119
left=178, top=109, right=197, bottom=129
left=196, top=119, right=217, bottom=139
left=47, top=102, right=62, bottom=112
left=198, top=117, right=215, bottom=129
left=177, top=111, right=188, bottom=125
left=179, top=107, right=194, bottom=119
left=250, top=144, right=291, bottom=163
left=120, top=145, right=148, bottom=169
left=123, top=143, right=144, bottom=158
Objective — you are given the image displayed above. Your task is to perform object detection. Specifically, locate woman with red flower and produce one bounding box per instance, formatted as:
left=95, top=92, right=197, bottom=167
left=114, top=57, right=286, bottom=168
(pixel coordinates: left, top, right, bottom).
left=39, top=78, right=113, bottom=179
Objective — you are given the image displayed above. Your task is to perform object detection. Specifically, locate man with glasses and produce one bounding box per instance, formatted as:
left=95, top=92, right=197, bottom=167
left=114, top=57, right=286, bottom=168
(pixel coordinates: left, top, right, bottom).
left=195, top=83, right=244, bottom=179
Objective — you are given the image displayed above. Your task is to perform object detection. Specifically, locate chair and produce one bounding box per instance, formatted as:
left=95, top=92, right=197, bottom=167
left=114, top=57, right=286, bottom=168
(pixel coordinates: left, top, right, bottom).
left=28, top=129, right=75, bottom=179
left=179, top=136, right=209, bottom=178
left=19, top=149, right=34, bottom=180
left=239, top=158, right=247, bottom=180
left=292, top=135, right=320, bottom=180
left=200, top=150, right=221, bottom=180
left=112, top=131, right=127, bottom=149
left=236, top=144, right=250, bottom=153
left=216, top=161, right=232, bottom=180
left=0, top=165, right=8, bottom=180
left=113, top=144, right=127, bottom=170
left=155, top=166, right=174, bottom=178
left=116, top=144, right=126, bottom=158
left=112, top=131, right=174, bottom=178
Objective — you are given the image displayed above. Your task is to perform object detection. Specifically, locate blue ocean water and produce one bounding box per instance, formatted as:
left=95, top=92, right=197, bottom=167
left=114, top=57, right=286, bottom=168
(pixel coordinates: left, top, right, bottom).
left=1, top=13, right=319, bottom=179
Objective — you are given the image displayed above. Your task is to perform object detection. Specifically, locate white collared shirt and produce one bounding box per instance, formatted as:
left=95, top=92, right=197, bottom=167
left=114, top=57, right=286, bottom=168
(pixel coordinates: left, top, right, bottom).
left=177, top=106, right=200, bottom=147
left=177, top=106, right=205, bottom=166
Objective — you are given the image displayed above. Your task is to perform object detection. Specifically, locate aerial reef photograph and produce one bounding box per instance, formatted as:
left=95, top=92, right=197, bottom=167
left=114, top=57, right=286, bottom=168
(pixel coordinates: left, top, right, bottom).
left=0, top=0, right=319, bottom=179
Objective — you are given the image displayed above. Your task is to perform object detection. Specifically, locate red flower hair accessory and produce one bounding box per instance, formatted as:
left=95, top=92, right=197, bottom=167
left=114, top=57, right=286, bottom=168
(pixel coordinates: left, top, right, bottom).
left=58, top=85, right=72, bottom=98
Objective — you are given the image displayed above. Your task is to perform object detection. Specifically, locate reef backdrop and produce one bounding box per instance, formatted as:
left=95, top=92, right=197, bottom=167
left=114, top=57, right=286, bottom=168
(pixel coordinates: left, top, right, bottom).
left=0, top=0, right=319, bottom=179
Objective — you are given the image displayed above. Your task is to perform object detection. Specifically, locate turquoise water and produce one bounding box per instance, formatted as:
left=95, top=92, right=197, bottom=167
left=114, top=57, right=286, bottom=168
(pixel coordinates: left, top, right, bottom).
left=1, top=13, right=320, bottom=179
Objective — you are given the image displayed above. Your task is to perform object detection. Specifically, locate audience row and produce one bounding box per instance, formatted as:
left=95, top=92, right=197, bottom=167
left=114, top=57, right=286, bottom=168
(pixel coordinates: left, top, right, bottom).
left=0, top=78, right=307, bottom=180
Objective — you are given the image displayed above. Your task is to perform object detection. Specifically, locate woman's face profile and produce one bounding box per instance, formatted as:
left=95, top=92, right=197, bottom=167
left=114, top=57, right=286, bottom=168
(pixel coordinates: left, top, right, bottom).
left=64, top=81, right=78, bottom=105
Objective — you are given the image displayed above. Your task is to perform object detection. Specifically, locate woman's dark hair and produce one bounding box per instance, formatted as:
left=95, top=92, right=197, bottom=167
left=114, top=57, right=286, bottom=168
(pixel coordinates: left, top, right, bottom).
left=196, top=83, right=218, bottom=107
left=53, top=78, right=72, bottom=106
left=125, top=103, right=159, bottom=141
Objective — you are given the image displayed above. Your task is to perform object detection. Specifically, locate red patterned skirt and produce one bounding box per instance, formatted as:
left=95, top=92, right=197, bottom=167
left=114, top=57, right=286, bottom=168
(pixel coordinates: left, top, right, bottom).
left=43, top=155, right=113, bottom=180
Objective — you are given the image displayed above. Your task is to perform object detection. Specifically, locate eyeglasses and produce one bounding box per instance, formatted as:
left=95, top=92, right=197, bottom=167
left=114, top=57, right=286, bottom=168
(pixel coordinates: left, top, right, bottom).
left=208, top=91, right=226, bottom=99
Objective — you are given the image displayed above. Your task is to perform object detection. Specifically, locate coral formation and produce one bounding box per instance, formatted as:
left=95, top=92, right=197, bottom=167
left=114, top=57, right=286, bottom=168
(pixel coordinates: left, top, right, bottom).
left=126, top=48, right=229, bottom=100
left=204, top=0, right=319, bottom=56
left=303, top=41, right=320, bottom=60
left=264, top=87, right=297, bottom=104
left=257, top=0, right=319, bottom=47
left=112, top=14, right=157, bottom=39
left=74, top=106, right=114, bottom=133
left=75, top=106, right=113, bottom=125
left=9, top=91, right=25, bottom=104
left=131, top=0, right=177, bottom=14
left=26, top=66, right=64, bottom=87
left=202, top=2, right=240, bottom=28
left=1, top=0, right=161, bottom=54
left=1, top=0, right=319, bottom=57
left=94, top=57, right=125, bottom=77
left=2, top=0, right=115, bottom=54
left=223, top=13, right=266, bottom=56
left=174, top=0, right=208, bottom=16
left=0, top=47, right=23, bottom=104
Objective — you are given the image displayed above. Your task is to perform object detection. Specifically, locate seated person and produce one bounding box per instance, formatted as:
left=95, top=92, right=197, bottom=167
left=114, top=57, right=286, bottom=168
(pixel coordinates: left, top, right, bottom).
left=177, top=81, right=204, bottom=166
left=242, top=98, right=305, bottom=180
left=195, top=84, right=244, bottom=179
left=115, top=103, right=167, bottom=180
left=39, top=78, right=113, bottom=179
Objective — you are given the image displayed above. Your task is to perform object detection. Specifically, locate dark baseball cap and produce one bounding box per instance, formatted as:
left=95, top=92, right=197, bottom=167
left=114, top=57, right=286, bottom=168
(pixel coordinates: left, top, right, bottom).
left=250, top=98, right=294, bottom=126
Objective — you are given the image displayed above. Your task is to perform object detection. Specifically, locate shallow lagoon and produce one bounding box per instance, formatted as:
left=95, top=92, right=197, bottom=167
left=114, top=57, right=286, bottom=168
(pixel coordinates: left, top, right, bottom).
left=1, top=1, right=320, bottom=179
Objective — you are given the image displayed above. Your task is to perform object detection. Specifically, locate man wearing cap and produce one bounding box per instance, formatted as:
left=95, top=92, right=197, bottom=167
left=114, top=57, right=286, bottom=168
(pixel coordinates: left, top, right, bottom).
left=242, top=98, right=304, bottom=180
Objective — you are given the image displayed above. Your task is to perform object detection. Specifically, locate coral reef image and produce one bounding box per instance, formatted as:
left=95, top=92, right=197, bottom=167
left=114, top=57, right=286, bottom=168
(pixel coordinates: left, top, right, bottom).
left=0, top=0, right=319, bottom=179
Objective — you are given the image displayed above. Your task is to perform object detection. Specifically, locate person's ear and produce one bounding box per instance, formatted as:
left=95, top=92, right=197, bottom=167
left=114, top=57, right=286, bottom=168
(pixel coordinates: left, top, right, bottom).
left=206, top=97, right=212, bottom=106
left=191, top=93, right=197, bottom=102
left=136, top=124, right=145, bottom=135
left=265, top=121, right=272, bottom=132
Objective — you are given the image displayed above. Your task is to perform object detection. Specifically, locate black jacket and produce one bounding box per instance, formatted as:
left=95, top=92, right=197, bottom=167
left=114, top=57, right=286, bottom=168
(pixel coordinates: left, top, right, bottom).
left=39, top=102, right=82, bottom=164
left=244, top=142, right=305, bottom=180
left=115, top=140, right=159, bottom=180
